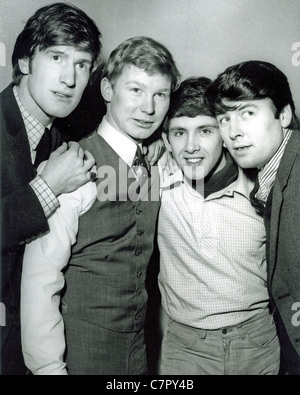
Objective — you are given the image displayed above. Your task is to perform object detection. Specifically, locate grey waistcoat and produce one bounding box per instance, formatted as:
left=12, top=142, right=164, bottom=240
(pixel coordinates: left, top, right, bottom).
left=62, top=132, right=160, bottom=332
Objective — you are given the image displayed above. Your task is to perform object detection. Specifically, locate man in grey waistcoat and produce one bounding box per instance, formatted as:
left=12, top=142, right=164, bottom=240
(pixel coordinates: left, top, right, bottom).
left=20, top=36, right=180, bottom=375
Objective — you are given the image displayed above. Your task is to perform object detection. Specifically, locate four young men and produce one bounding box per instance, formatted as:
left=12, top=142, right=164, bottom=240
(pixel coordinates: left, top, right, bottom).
left=1, top=2, right=299, bottom=376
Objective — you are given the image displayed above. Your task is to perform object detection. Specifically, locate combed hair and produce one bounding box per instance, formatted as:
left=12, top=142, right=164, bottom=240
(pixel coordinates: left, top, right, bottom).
left=205, top=60, right=299, bottom=130
left=102, top=36, right=181, bottom=92
left=164, top=77, right=213, bottom=132
left=12, top=2, right=102, bottom=85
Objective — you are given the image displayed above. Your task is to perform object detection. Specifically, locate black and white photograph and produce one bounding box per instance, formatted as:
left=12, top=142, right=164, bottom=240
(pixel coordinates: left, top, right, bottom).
left=0, top=0, right=299, bottom=379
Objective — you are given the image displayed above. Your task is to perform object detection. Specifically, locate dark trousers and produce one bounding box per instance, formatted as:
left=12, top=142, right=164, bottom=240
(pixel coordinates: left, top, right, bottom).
left=1, top=304, right=27, bottom=375
left=274, top=309, right=300, bottom=375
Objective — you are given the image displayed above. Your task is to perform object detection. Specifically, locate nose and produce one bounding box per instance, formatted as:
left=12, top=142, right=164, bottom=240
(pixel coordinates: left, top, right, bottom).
left=140, top=95, right=155, bottom=115
left=228, top=116, right=244, bottom=140
left=60, top=63, right=76, bottom=87
left=185, top=134, right=200, bottom=153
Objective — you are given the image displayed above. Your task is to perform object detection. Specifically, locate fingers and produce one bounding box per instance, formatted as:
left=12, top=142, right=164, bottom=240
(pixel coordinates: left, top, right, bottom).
left=55, top=142, right=94, bottom=168
left=67, top=141, right=86, bottom=161
left=169, top=156, right=179, bottom=175
left=151, top=143, right=162, bottom=165
left=146, top=140, right=165, bottom=165
left=146, top=144, right=155, bottom=163
left=67, top=141, right=80, bottom=151
left=51, top=141, right=81, bottom=158
left=51, top=142, right=68, bottom=155
left=82, top=150, right=96, bottom=171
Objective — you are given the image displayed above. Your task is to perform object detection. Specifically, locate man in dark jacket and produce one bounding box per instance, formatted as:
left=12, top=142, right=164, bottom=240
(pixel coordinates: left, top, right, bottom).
left=0, top=2, right=101, bottom=375
left=206, top=60, right=300, bottom=375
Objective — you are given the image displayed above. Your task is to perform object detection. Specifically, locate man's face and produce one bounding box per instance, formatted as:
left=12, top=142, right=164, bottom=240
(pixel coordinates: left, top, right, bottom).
left=216, top=98, right=289, bottom=169
left=103, top=65, right=172, bottom=142
left=164, top=115, right=225, bottom=181
left=18, top=45, right=92, bottom=124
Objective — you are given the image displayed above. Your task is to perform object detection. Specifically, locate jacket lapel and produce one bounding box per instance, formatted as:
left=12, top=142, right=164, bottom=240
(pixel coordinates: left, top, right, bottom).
left=269, top=131, right=300, bottom=282
left=1, top=85, right=64, bottom=184
left=1, top=85, right=35, bottom=183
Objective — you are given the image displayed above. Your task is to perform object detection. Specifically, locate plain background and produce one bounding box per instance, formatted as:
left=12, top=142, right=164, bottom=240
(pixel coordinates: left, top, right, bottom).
left=0, top=0, right=299, bottom=119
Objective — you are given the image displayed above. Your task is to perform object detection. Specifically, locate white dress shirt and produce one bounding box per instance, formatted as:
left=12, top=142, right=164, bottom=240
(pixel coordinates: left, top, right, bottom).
left=21, top=117, right=140, bottom=375
left=158, top=158, right=269, bottom=330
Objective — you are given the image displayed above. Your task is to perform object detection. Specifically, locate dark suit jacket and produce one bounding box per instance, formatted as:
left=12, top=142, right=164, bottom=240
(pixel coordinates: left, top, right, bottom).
left=266, top=130, right=300, bottom=359
left=0, top=84, right=63, bottom=374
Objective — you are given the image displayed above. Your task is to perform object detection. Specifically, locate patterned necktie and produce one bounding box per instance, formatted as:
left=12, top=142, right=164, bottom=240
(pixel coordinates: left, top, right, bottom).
left=132, top=145, right=149, bottom=187
left=250, top=175, right=265, bottom=216
left=34, top=127, right=52, bottom=168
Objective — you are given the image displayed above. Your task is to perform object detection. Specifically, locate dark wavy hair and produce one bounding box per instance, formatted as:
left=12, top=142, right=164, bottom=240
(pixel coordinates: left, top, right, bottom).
left=164, top=76, right=213, bottom=133
left=12, top=2, right=102, bottom=85
left=205, top=60, right=299, bottom=130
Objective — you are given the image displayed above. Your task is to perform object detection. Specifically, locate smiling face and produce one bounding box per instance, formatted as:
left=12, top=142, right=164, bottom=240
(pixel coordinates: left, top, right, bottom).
left=216, top=98, right=292, bottom=169
left=101, top=65, right=172, bottom=143
left=163, top=115, right=226, bottom=181
left=17, top=45, right=92, bottom=125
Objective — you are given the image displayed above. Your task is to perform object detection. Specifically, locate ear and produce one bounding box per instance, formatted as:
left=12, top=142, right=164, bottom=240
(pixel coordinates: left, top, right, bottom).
left=18, top=58, right=29, bottom=75
left=100, top=77, right=113, bottom=102
left=280, top=104, right=292, bottom=128
left=162, top=132, right=172, bottom=152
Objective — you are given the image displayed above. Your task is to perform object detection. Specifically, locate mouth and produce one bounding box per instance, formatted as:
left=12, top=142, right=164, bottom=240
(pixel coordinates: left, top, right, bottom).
left=233, top=145, right=251, bottom=155
left=185, top=157, right=204, bottom=166
left=133, top=119, right=154, bottom=129
left=52, top=91, right=73, bottom=100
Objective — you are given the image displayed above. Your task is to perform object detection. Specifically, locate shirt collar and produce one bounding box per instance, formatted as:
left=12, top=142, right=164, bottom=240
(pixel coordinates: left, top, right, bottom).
left=97, top=116, right=141, bottom=167
left=257, top=129, right=292, bottom=202
left=222, top=167, right=254, bottom=200
left=13, top=86, right=52, bottom=150
left=159, top=154, right=252, bottom=201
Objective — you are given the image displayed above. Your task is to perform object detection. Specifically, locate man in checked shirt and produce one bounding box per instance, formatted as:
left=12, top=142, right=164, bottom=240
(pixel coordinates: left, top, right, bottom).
left=157, top=77, right=280, bottom=375
left=0, top=3, right=101, bottom=375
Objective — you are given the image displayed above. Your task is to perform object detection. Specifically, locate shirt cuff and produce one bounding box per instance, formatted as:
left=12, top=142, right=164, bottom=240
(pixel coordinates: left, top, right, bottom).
left=29, top=175, right=60, bottom=218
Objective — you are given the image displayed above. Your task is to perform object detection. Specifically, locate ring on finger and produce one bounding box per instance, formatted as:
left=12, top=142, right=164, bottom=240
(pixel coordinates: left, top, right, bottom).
left=88, top=171, right=97, bottom=182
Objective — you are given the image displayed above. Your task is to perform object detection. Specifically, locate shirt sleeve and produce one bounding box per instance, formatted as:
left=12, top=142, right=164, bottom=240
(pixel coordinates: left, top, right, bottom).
left=29, top=175, right=60, bottom=218
left=21, top=180, right=97, bottom=375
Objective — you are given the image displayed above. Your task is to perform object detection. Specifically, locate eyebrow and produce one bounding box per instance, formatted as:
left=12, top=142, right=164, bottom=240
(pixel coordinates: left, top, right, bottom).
left=45, top=49, right=92, bottom=65
left=169, top=126, right=186, bottom=132
left=199, top=123, right=219, bottom=129
left=221, top=102, right=259, bottom=112
left=236, top=103, right=259, bottom=110
left=126, top=80, right=171, bottom=92
left=169, top=123, right=218, bottom=132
